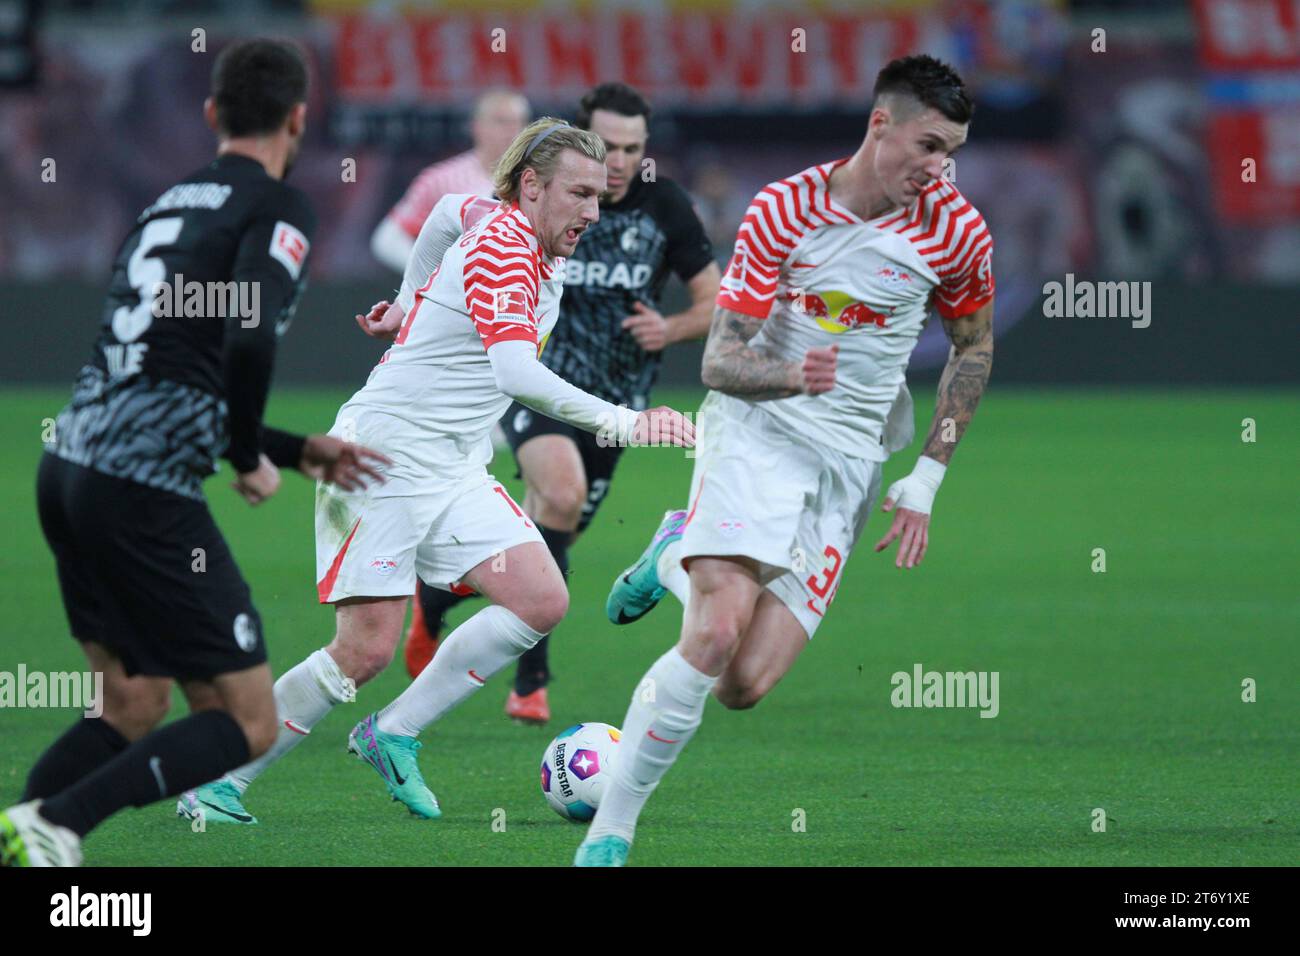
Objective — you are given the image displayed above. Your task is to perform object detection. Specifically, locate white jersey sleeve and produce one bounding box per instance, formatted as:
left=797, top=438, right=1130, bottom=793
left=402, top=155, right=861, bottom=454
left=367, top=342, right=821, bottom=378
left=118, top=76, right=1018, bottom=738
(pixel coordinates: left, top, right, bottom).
left=397, top=194, right=502, bottom=314
left=487, top=339, right=638, bottom=440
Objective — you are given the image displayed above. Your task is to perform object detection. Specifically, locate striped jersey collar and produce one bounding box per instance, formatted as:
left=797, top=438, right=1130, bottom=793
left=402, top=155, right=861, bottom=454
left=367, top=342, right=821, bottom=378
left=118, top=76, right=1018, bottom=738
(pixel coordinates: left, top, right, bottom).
left=818, top=157, right=950, bottom=226
left=497, top=202, right=560, bottom=277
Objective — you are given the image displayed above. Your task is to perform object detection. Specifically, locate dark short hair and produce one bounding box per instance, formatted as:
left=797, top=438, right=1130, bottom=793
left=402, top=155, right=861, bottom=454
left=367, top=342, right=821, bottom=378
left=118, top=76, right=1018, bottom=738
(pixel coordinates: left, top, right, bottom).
left=872, top=54, right=973, bottom=124
left=575, top=82, right=652, bottom=130
left=210, top=39, right=309, bottom=137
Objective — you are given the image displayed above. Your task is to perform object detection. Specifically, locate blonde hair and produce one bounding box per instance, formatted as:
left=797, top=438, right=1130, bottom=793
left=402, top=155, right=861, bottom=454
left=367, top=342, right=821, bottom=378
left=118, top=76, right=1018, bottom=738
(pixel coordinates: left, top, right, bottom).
left=492, top=117, right=605, bottom=203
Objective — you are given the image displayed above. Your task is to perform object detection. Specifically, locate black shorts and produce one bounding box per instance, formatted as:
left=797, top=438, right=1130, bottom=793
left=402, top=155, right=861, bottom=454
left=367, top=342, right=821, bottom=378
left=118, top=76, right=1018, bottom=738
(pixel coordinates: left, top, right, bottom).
left=501, top=401, right=625, bottom=534
left=36, top=453, right=267, bottom=680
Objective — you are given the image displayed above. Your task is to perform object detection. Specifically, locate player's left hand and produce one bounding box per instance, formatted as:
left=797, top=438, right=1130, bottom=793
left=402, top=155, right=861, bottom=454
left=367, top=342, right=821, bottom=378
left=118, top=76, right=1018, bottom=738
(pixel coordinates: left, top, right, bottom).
left=299, top=434, right=392, bottom=491
left=355, top=299, right=404, bottom=340
left=622, top=302, right=671, bottom=352
left=630, top=406, right=696, bottom=448
left=874, top=498, right=930, bottom=569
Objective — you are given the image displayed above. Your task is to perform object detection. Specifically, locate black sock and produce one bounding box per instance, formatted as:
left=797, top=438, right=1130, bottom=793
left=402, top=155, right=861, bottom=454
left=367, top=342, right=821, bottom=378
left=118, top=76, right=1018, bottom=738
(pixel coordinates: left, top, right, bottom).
left=418, top=578, right=471, bottom=634
left=38, top=709, right=250, bottom=839
left=22, top=717, right=130, bottom=801
left=516, top=524, right=570, bottom=695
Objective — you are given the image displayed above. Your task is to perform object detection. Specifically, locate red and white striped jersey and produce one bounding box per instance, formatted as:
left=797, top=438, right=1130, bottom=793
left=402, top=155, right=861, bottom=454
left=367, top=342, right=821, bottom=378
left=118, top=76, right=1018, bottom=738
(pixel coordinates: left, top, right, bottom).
left=716, top=159, right=995, bottom=460
left=387, top=149, right=494, bottom=239
left=342, top=199, right=564, bottom=475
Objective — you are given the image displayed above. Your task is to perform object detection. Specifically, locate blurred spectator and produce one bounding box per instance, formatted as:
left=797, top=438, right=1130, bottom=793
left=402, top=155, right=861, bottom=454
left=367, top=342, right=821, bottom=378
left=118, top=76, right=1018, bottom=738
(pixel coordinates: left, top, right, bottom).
left=369, top=89, right=530, bottom=272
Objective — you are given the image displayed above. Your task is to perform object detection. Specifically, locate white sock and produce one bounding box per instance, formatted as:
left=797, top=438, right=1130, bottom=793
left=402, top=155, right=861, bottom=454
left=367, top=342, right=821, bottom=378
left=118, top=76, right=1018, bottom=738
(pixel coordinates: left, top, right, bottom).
left=656, top=539, right=691, bottom=610
left=226, top=649, right=355, bottom=793
left=376, top=605, right=543, bottom=738
left=587, top=647, right=716, bottom=844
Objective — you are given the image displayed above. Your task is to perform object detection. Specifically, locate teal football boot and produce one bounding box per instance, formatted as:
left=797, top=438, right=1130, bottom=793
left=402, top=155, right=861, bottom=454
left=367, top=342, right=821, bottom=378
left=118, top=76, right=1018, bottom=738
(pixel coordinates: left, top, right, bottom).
left=605, top=509, right=687, bottom=625
left=177, top=779, right=258, bottom=825
left=347, top=713, right=442, bottom=819
left=574, top=834, right=630, bottom=867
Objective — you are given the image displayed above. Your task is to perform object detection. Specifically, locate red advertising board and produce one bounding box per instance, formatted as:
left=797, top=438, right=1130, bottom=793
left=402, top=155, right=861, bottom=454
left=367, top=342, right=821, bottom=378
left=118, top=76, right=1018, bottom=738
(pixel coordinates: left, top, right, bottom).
left=1209, top=110, right=1300, bottom=221
left=1194, top=0, right=1300, bottom=69
left=331, top=6, right=964, bottom=106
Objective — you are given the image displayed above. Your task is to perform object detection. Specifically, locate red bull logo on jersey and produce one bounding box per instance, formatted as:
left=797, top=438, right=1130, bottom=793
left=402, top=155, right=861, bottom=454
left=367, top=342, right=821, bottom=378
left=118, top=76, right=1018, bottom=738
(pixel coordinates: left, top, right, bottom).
left=876, top=265, right=914, bottom=290
left=787, top=288, right=894, bottom=333
left=369, top=557, right=398, bottom=575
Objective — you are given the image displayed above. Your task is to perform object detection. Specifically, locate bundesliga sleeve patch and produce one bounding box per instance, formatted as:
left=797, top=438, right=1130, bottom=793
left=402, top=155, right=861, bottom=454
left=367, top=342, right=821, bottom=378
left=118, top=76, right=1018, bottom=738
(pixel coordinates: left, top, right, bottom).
left=494, top=289, right=531, bottom=326
left=720, top=249, right=748, bottom=294
left=269, top=221, right=310, bottom=280
left=974, top=247, right=994, bottom=299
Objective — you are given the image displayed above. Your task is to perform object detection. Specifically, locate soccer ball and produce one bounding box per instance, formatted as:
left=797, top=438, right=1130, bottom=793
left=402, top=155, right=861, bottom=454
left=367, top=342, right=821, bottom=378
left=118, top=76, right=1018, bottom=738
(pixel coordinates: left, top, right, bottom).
left=540, top=722, right=621, bottom=822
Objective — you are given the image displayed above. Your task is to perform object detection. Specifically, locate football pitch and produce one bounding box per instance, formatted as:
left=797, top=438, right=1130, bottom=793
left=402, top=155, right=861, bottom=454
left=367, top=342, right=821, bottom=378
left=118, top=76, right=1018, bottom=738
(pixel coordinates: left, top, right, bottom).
left=1, top=386, right=1295, bottom=867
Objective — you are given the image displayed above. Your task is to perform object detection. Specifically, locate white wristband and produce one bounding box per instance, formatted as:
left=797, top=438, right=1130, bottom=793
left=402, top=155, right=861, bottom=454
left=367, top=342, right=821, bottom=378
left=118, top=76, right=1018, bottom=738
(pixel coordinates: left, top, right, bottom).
left=615, top=406, right=640, bottom=446
left=912, top=455, right=947, bottom=490
left=884, top=455, right=947, bottom=516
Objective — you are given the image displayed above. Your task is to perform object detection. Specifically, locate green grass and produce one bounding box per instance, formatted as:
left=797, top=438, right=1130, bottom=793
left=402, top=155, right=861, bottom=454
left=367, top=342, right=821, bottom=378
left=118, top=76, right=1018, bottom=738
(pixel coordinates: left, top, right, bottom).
left=1, top=386, right=1297, bottom=866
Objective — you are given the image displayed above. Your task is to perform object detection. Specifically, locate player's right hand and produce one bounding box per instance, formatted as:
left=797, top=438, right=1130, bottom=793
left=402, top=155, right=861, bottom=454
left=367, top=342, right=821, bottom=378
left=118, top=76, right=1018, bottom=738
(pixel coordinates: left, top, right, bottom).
left=800, top=345, right=838, bottom=395
left=631, top=406, right=696, bottom=448
left=232, top=454, right=281, bottom=506
left=299, top=434, right=392, bottom=491
left=355, top=299, right=404, bottom=340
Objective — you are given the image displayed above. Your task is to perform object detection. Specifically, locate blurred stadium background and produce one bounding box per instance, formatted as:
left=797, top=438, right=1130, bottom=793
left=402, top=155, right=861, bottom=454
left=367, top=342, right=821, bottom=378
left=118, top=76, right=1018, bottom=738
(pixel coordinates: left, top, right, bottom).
left=3, top=0, right=1297, bottom=387
left=1, top=0, right=1296, bottom=867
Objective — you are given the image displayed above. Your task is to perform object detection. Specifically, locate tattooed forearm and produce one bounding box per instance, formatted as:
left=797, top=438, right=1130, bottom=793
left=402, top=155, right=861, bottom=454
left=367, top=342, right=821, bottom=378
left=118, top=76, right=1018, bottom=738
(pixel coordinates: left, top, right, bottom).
left=700, top=307, right=803, bottom=400
left=922, top=305, right=994, bottom=465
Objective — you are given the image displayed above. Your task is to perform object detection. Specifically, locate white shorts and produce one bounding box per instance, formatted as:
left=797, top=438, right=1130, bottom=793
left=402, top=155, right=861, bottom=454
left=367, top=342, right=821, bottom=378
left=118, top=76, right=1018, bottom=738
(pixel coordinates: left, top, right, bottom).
left=679, top=392, right=883, bottom=638
left=314, top=410, right=541, bottom=604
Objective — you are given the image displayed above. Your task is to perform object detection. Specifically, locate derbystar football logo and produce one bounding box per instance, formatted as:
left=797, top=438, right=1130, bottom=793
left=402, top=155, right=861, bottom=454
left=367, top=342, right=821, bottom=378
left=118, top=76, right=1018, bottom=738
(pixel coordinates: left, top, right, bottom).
left=568, top=748, right=601, bottom=780
left=369, top=557, right=397, bottom=575
left=787, top=288, right=893, bottom=333
left=269, top=221, right=309, bottom=280
left=553, top=741, right=574, bottom=797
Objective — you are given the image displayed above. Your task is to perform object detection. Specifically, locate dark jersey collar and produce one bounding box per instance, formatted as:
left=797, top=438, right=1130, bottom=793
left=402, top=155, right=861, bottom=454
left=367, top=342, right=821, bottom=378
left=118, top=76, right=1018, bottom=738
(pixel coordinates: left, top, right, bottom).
left=601, top=170, right=647, bottom=211
left=210, top=152, right=270, bottom=177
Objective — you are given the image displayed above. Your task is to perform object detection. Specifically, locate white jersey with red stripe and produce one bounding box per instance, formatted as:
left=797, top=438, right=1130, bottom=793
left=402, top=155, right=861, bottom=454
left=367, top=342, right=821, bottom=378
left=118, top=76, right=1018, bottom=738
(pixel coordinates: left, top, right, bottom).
left=388, top=149, right=494, bottom=239
left=337, top=198, right=564, bottom=477
left=716, top=159, right=995, bottom=461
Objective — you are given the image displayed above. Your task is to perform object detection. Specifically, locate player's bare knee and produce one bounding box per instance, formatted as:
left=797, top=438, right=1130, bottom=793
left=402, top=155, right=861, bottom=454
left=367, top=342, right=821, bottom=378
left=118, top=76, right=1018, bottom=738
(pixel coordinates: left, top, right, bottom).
left=694, top=609, right=746, bottom=656
left=534, top=482, right=585, bottom=530
left=356, top=644, right=396, bottom=684
left=514, top=585, right=568, bottom=635
left=715, top=681, right=764, bottom=711
left=326, top=629, right=395, bottom=686
left=102, top=676, right=171, bottom=737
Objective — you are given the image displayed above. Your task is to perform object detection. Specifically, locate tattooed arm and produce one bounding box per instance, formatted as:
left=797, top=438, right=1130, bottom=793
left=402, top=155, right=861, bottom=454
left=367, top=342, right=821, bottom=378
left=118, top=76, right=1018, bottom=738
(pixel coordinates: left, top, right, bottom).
left=874, top=296, right=994, bottom=569
left=700, top=306, right=838, bottom=400
left=921, top=297, right=995, bottom=464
